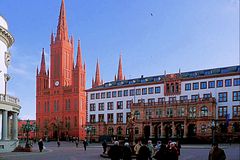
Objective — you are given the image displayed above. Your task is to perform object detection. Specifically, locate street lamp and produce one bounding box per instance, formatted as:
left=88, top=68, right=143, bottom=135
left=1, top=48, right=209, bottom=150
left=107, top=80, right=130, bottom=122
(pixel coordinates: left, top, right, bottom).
left=211, top=119, right=216, bottom=145
left=22, top=119, right=34, bottom=148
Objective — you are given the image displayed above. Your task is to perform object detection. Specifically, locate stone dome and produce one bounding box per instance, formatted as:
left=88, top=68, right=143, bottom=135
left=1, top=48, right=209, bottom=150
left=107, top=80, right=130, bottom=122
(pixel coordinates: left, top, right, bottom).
left=0, top=16, right=9, bottom=30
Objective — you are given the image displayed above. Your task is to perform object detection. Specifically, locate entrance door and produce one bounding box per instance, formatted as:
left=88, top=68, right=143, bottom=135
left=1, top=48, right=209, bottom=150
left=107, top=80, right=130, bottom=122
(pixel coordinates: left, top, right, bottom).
left=144, top=126, right=150, bottom=140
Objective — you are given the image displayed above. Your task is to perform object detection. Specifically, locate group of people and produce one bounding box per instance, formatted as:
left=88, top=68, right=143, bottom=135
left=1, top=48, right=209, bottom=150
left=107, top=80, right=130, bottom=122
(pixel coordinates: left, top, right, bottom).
left=107, top=139, right=181, bottom=160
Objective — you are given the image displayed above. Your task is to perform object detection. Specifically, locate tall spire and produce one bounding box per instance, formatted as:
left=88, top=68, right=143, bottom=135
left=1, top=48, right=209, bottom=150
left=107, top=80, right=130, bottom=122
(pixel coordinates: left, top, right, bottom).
left=76, top=39, right=82, bottom=68
left=56, top=0, right=68, bottom=41
left=95, top=59, right=101, bottom=86
left=117, top=54, right=123, bottom=81
left=40, top=48, right=46, bottom=75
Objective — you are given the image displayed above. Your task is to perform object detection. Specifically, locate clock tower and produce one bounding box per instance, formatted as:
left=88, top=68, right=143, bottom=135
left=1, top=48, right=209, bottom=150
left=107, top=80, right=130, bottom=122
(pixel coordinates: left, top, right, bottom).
left=36, top=0, right=86, bottom=140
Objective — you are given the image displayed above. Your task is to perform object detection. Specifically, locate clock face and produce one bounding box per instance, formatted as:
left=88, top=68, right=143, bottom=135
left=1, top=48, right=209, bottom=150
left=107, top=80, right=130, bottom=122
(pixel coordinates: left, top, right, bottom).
left=55, top=81, right=59, bottom=86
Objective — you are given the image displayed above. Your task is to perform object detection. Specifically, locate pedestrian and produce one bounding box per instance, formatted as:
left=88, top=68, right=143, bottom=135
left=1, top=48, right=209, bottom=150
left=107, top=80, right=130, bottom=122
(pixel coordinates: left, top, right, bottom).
left=229, top=137, right=232, bottom=146
left=83, top=139, right=87, bottom=151
left=138, top=141, right=151, bottom=160
left=102, top=140, right=107, bottom=154
left=147, top=140, right=154, bottom=160
left=122, top=142, right=132, bottom=160
left=108, top=141, right=122, bottom=160
left=134, top=139, right=142, bottom=159
left=154, top=141, right=161, bottom=151
left=176, top=140, right=181, bottom=156
left=57, top=138, right=61, bottom=147
left=208, top=143, right=226, bottom=160
left=38, top=138, right=44, bottom=152
left=153, top=143, right=167, bottom=160
left=166, top=142, right=178, bottom=160
left=75, top=138, right=79, bottom=148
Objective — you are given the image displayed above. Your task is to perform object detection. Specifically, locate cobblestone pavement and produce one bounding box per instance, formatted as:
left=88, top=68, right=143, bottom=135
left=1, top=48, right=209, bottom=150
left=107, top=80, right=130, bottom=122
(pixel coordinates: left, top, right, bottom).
left=0, top=142, right=239, bottom=160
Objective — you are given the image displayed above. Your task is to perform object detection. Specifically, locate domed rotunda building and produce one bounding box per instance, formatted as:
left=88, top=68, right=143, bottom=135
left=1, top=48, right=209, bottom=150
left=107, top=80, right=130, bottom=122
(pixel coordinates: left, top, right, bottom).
left=0, top=15, right=21, bottom=152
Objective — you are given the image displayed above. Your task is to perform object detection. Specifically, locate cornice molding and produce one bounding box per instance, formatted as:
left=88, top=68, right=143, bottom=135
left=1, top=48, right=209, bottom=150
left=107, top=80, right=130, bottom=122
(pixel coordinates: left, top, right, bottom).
left=0, top=26, right=14, bottom=48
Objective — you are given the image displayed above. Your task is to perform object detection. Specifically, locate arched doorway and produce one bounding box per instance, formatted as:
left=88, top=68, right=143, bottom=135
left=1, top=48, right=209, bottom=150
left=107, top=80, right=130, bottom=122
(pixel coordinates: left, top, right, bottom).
left=176, top=123, right=184, bottom=138
left=165, top=124, right=172, bottom=139
left=188, top=124, right=196, bottom=137
left=144, top=125, right=150, bottom=140
left=154, top=124, right=161, bottom=139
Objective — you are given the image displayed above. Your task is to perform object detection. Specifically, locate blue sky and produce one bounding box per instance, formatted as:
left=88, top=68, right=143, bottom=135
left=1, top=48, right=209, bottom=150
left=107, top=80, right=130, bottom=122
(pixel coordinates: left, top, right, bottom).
left=0, top=0, right=239, bottom=120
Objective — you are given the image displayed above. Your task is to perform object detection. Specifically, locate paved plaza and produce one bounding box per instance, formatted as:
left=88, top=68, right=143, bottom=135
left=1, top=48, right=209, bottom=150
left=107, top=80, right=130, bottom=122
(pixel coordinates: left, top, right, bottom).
left=0, top=141, right=239, bottom=160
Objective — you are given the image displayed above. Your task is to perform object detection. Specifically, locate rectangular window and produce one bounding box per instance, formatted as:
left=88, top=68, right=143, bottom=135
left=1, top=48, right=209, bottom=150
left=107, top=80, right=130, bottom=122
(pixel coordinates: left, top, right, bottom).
left=225, top=79, right=232, bottom=87
left=185, top=83, right=191, bottom=91
left=155, top=86, right=161, bottom=93
left=218, top=92, right=227, bottom=102
left=117, top=113, right=123, bottom=122
left=158, top=98, right=165, bottom=103
left=189, top=106, right=196, bottom=118
left=136, top=89, right=141, bottom=95
left=107, top=92, right=111, bottom=98
left=208, top=81, right=215, bottom=88
left=90, top=115, right=96, bottom=123
left=191, top=95, right=199, bottom=102
left=96, top=93, right=100, bottom=99
left=148, top=87, right=154, bottom=94
left=126, top=112, right=131, bottom=122
left=112, top=91, right=117, bottom=98
left=234, top=78, right=240, bottom=86
left=124, top=90, right=128, bottom=96
left=166, top=108, right=173, bottom=117
left=146, top=109, right=152, bottom=119
left=169, top=97, right=176, bottom=103
left=107, top=102, right=113, bottom=110
left=218, top=106, right=227, bottom=118
left=98, top=114, right=104, bottom=122
left=156, top=109, right=162, bottom=118
left=101, top=92, right=105, bottom=99
left=233, top=91, right=240, bottom=101
left=107, top=114, right=113, bottom=122
left=118, top=90, right=122, bottom=97
left=177, top=107, right=185, bottom=117
left=233, top=106, right=240, bottom=117
left=148, top=98, right=155, bottom=104
left=180, top=96, right=188, bottom=102
left=90, top=93, right=95, bottom=100
left=130, top=89, right=135, bottom=96
left=200, top=82, right=207, bottom=89
left=126, top=100, right=132, bottom=109
left=203, top=93, right=211, bottom=99
left=217, top=80, right=223, bottom=88
left=90, top=103, right=96, bottom=111
left=98, top=103, right=104, bottom=111
left=193, top=82, right=199, bottom=90
left=117, top=101, right=123, bottom=109
left=142, top=88, right=147, bottom=95
left=138, top=99, right=145, bottom=103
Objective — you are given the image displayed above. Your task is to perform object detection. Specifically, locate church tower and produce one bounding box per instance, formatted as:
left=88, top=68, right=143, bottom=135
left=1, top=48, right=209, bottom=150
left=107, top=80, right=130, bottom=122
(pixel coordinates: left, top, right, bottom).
left=36, top=0, right=86, bottom=140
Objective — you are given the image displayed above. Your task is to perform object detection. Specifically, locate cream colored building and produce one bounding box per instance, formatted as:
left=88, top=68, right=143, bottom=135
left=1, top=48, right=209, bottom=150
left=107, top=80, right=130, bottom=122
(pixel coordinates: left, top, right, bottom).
left=0, top=16, right=21, bottom=152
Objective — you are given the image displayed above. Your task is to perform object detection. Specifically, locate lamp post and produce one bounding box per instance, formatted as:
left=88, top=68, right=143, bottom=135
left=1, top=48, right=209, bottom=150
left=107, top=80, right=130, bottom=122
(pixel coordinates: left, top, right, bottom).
left=211, top=119, right=216, bottom=145
left=22, top=119, right=34, bottom=148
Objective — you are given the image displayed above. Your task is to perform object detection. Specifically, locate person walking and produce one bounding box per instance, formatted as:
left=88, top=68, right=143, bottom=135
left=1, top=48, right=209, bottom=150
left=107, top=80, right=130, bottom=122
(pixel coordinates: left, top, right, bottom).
left=138, top=141, right=151, bottom=160
left=102, top=140, right=107, bottom=154
left=134, top=139, right=142, bottom=159
left=147, top=140, right=154, bottom=160
left=83, top=139, right=87, bottom=151
left=57, top=138, right=61, bottom=147
left=122, top=142, right=132, bottom=160
left=75, top=138, right=79, bottom=148
left=108, top=141, right=122, bottom=160
left=208, top=143, right=226, bottom=160
left=153, top=143, right=167, bottom=160
left=38, top=139, right=44, bottom=152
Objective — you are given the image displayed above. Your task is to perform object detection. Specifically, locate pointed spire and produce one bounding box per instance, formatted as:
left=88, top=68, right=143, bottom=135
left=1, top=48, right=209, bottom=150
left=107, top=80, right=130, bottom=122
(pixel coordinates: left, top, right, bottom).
left=95, top=59, right=101, bottom=86
left=36, top=66, right=39, bottom=75
left=40, top=48, right=46, bottom=75
left=83, top=61, right=86, bottom=71
left=56, top=0, right=68, bottom=41
left=51, top=32, right=54, bottom=44
left=76, top=39, right=82, bottom=68
left=92, top=77, right=95, bottom=87
left=117, top=54, right=123, bottom=81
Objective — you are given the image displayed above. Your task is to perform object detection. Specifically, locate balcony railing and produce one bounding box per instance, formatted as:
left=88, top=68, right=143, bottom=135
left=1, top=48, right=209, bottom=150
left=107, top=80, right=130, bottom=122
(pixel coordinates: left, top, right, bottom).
left=0, top=93, right=20, bottom=105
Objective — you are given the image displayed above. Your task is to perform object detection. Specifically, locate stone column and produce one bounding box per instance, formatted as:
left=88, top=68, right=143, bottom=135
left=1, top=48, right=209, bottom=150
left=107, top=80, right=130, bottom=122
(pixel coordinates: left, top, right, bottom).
left=160, top=122, right=165, bottom=138
left=183, top=120, right=188, bottom=138
left=12, top=112, right=18, bottom=140
left=2, top=110, right=8, bottom=140
left=172, top=121, right=176, bottom=138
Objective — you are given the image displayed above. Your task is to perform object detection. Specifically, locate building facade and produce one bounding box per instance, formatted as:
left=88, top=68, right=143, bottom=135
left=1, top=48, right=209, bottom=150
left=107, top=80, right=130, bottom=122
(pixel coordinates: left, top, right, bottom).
left=0, top=16, right=21, bottom=152
left=36, top=0, right=86, bottom=140
left=87, top=65, right=240, bottom=142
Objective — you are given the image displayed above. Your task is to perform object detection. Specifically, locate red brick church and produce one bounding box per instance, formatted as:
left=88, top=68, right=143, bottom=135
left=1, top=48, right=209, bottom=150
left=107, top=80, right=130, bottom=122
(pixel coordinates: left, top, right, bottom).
left=36, top=0, right=86, bottom=140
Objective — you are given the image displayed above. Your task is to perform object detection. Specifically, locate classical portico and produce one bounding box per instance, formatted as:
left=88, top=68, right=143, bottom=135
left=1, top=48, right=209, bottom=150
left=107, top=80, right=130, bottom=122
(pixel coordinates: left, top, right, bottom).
left=0, top=16, right=21, bottom=152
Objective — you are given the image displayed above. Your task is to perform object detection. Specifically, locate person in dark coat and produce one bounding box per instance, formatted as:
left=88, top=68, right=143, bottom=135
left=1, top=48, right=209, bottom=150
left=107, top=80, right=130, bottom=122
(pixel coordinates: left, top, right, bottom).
left=57, top=138, right=60, bottom=147
left=108, top=141, right=122, bottom=160
left=83, top=139, right=87, bottom=151
left=208, top=143, right=226, bottom=160
left=138, top=142, right=151, bottom=160
left=153, top=143, right=167, bottom=160
left=122, top=142, right=132, bottom=160
left=38, top=139, right=44, bottom=152
left=102, top=140, right=107, bottom=154
left=166, top=142, right=179, bottom=160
